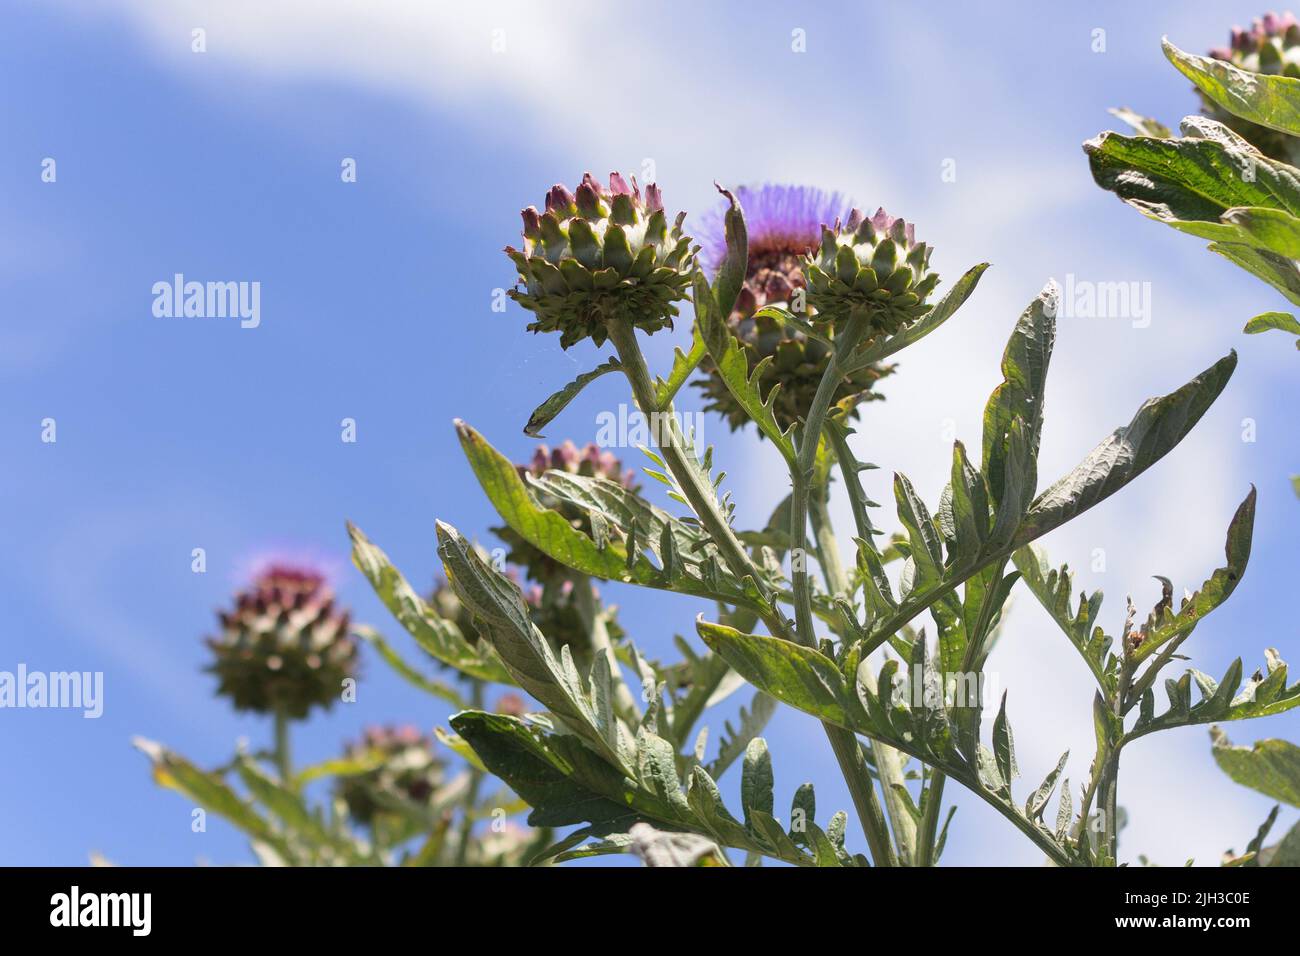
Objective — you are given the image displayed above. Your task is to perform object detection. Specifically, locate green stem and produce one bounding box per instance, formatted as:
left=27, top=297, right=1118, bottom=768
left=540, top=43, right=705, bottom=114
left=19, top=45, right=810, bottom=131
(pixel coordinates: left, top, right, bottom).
left=455, top=680, right=487, bottom=866
left=605, top=320, right=774, bottom=617
left=607, top=317, right=894, bottom=865
left=914, top=769, right=946, bottom=866
left=790, top=309, right=869, bottom=646
left=574, top=575, right=639, bottom=723
left=824, top=725, right=897, bottom=866
left=810, top=488, right=909, bottom=865
left=1097, top=661, right=1134, bottom=865
left=273, top=708, right=292, bottom=786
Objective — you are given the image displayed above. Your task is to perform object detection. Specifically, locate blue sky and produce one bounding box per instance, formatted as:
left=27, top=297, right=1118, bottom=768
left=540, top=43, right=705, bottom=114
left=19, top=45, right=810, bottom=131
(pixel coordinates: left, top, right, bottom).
left=2, top=0, right=1297, bottom=867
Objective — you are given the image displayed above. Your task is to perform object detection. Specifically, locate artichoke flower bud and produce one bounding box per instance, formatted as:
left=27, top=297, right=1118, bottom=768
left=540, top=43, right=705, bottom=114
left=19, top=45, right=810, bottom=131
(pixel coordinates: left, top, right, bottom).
left=335, top=724, right=443, bottom=826
left=494, top=441, right=637, bottom=582
left=692, top=185, right=897, bottom=432
left=505, top=172, right=694, bottom=349
left=205, top=564, right=358, bottom=720
left=1203, top=12, right=1300, bottom=163
left=804, top=207, right=940, bottom=337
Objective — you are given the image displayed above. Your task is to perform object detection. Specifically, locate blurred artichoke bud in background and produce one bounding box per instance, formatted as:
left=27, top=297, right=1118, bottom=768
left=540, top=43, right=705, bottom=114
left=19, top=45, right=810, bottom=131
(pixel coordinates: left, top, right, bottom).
left=506, top=172, right=694, bottom=349
left=334, top=724, right=444, bottom=826
left=494, top=441, right=637, bottom=582
left=205, top=564, right=357, bottom=720
left=1203, top=12, right=1300, bottom=163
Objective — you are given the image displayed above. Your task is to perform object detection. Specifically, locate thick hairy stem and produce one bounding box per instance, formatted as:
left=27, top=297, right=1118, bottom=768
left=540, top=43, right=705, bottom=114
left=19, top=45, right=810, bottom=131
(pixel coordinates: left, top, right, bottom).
left=810, top=490, right=911, bottom=865
left=605, top=321, right=779, bottom=622
left=455, top=680, right=487, bottom=866
left=914, top=768, right=946, bottom=867
left=574, top=575, right=639, bottom=722
left=1097, top=662, right=1134, bottom=865
left=824, top=724, right=898, bottom=866
left=790, top=309, right=869, bottom=645
left=273, top=708, right=292, bottom=786
left=608, top=317, right=895, bottom=864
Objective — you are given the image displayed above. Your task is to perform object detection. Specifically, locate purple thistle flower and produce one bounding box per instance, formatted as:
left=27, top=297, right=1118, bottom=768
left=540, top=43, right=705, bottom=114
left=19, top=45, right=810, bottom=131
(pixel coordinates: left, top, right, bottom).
left=695, top=184, right=854, bottom=275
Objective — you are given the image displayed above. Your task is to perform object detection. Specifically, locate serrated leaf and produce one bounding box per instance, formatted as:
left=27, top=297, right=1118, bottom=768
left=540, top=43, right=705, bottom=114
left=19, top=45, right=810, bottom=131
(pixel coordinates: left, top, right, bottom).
left=1132, top=487, right=1255, bottom=662
left=458, top=421, right=769, bottom=607
left=348, top=522, right=510, bottom=683
left=982, top=284, right=1054, bottom=521
left=696, top=618, right=848, bottom=724
left=1013, top=545, right=1111, bottom=687
left=133, top=738, right=290, bottom=859
left=1026, top=751, right=1069, bottom=822
left=992, top=692, right=1018, bottom=794
left=436, top=521, right=634, bottom=772
left=654, top=323, right=708, bottom=409
left=696, top=625, right=1079, bottom=865
left=894, top=473, right=945, bottom=586
left=450, top=711, right=643, bottom=829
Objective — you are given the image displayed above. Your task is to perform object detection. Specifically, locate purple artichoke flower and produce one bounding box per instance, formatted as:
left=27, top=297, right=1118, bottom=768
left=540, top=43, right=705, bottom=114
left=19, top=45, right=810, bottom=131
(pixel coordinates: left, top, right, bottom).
left=692, top=184, right=898, bottom=431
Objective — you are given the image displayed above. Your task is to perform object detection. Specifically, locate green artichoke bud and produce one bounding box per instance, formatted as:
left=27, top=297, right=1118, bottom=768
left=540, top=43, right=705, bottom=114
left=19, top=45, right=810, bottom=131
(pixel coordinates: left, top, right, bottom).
left=335, top=725, right=444, bottom=826
left=1202, top=12, right=1300, bottom=163
left=804, top=207, right=939, bottom=337
left=205, top=565, right=357, bottom=720
left=506, top=172, right=694, bottom=349
left=692, top=186, right=896, bottom=431
left=501, top=174, right=696, bottom=348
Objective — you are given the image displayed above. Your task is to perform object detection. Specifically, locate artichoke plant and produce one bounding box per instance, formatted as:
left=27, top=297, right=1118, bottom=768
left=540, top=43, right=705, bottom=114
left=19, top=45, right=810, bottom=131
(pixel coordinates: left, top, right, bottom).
left=692, top=184, right=896, bottom=431
left=506, top=172, right=694, bottom=349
